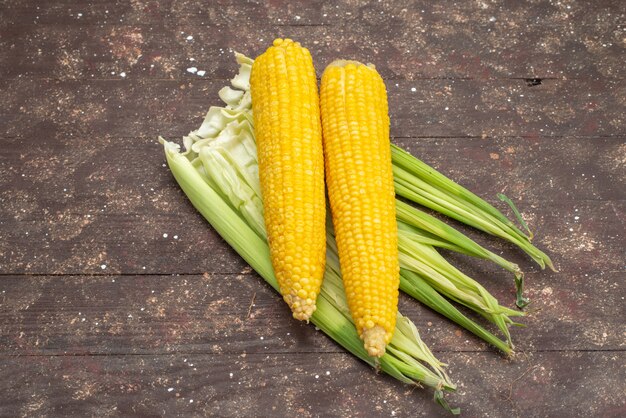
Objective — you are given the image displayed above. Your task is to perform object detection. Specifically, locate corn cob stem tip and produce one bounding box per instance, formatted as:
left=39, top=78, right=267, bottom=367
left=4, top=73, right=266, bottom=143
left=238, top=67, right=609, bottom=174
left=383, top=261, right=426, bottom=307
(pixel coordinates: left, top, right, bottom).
left=284, top=294, right=316, bottom=321
left=362, top=325, right=388, bottom=357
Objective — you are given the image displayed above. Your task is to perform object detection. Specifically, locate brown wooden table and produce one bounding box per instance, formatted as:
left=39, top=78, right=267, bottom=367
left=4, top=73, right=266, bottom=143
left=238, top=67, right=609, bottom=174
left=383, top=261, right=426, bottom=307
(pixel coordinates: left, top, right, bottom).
left=1, top=1, right=624, bottom=416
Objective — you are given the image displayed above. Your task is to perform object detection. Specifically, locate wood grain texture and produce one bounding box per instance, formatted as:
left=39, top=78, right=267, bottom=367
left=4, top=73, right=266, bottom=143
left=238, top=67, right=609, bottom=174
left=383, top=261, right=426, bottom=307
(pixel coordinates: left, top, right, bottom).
left=1, top=134, right=623, bottom=275
left=1, top=77, right=623, bottom=139
left=1, top=1, right=624, bottom=80
left=0, top=271, right=623, bottom=356
left=1, top=0, right=624, bottom=416
left=0, top=352, right=624, bottom=417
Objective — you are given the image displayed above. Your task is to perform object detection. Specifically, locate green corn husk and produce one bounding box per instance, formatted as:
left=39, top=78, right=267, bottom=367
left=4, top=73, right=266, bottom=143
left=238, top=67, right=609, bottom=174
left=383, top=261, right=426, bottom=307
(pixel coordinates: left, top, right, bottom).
left=166, top=52, right=525, bottom=345
left=162, top=53, right=523, bottom=350
left=161, top=138, right=459, bottom=413
left=391, top=145, right=554, bottom=274
left=395, top=201, right=529, bottom=308
left=329, top=223, right=517, bottom=352
left=397, top=234, right=524, bottom=348
left=160, top=55, right=463, bottom=411
left=399, top=269, right=512, bottom=355
left=157, top=50, right=561, bottom=412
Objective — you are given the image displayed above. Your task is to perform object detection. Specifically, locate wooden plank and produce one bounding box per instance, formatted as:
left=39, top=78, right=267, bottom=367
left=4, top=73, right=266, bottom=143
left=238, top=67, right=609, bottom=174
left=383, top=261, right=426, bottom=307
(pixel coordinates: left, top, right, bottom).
left=444, top=351, right=626, bottom=418
left=0, top=1, right=623, bottom=416
left=0, top=271, right=623, bottom=355
left=2, top=0, right=623, bottom=27
left=0, top=133, right=622, bottom=275
left=0, top=351, right=623, bottom=417
left=1, top=2, right=623, bottom=80
left=0, top=197, right=621, bottom=276
left=0, top=78, right=623, bottom=139
left=0, top=273, right=333, bottom=356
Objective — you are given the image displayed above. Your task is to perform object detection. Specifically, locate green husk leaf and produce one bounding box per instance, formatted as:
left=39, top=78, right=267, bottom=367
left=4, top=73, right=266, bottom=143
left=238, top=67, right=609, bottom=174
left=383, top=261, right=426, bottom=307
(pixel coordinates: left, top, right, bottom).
left=396, top=199, right=527, bottom=304
left=497, top=193, right=533, bottom=239
left=158, top=55, right=458, bottom=401
left=391, top=145, right=554, bottom=271
left=400, top=269, right=512, bottom=355
left=161, top=137, right=455, bottom=394
left=165, top=52, right=523, bottom=352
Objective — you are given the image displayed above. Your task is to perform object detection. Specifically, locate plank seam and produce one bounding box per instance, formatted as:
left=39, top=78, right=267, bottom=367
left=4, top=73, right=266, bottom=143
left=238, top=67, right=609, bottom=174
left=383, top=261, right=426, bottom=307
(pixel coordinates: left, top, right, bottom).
left=0, top=348, right=623, bottom=358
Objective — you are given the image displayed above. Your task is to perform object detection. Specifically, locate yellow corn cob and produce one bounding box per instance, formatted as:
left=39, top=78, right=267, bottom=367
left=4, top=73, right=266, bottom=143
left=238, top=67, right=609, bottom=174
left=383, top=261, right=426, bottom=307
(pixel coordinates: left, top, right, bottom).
left=320, top=60, right=399, bottom=357
left=249, top=39, right=326, bottom=321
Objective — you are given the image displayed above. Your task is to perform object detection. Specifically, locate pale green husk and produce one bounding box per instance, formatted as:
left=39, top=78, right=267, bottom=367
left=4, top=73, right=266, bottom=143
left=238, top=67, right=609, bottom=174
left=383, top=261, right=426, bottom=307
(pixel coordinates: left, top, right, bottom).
left=391, top=146, right=554, bottom=274
left=159, top=51, right=549, bottom=411
left=164, top=53, right=522, bottom=349
left=160, top=53, right=459, bottom=413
